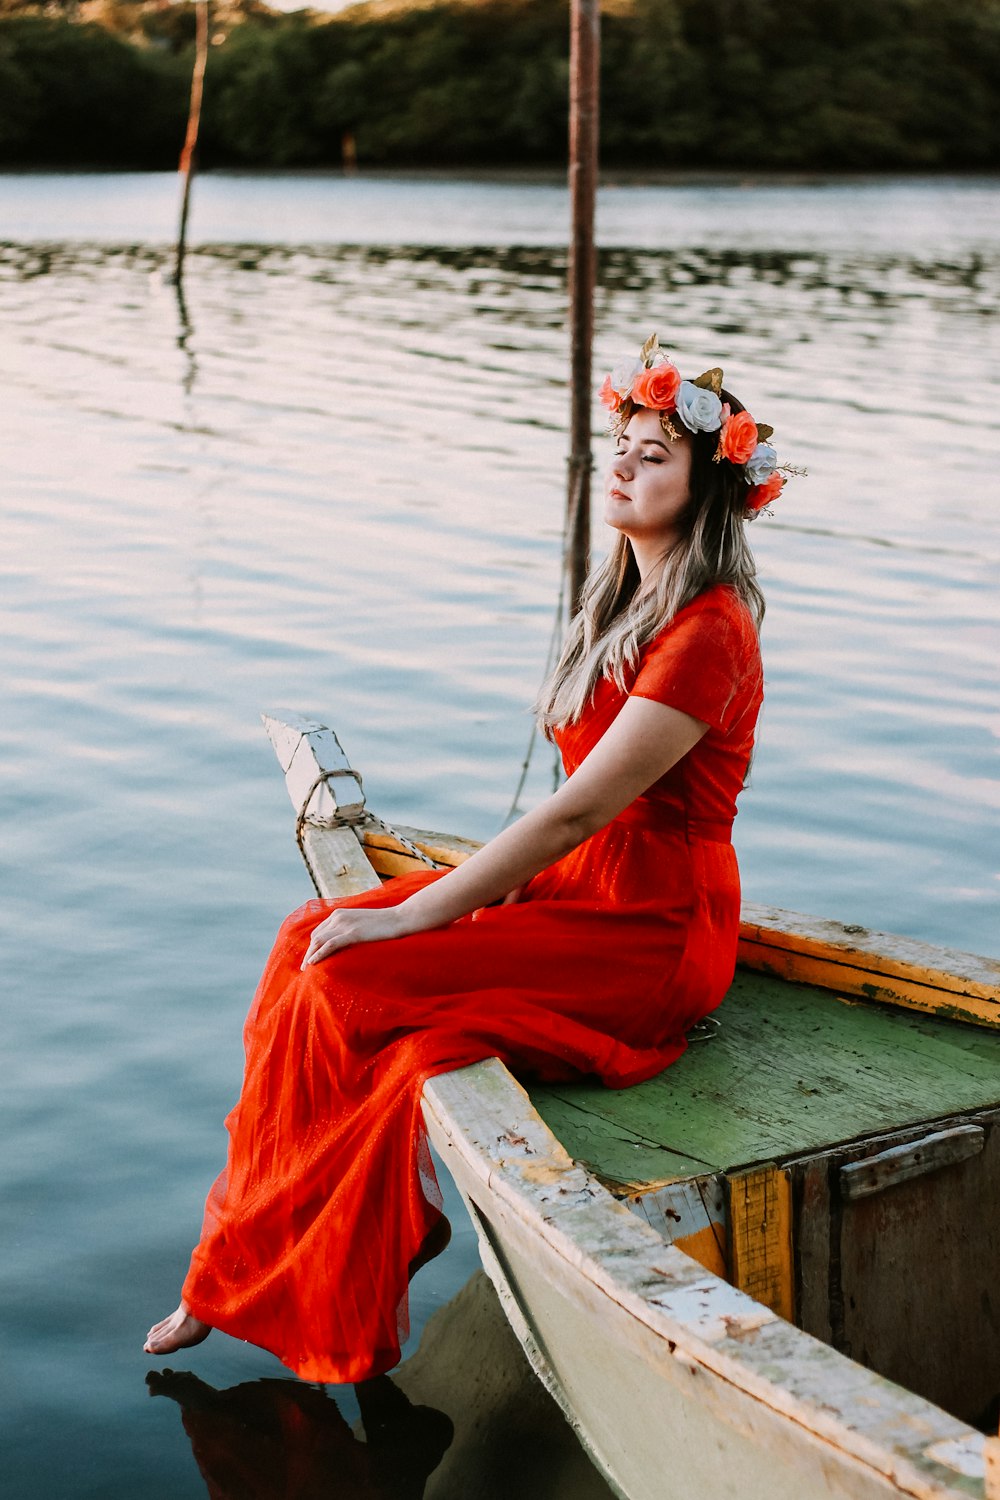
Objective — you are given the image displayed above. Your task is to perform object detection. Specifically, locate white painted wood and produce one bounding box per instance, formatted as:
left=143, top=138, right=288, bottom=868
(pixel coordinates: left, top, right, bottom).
left=627, top=1175, right=724, bottom=1242
left=262, top=711, right=365, bottom=825
left=301, top=824, right=381, bottom=899
left=839, top=1125, right=985, bottom=1201
left=423, top=1060, right=988, bottom=1500
left=264, top=711, right=378, bottom=896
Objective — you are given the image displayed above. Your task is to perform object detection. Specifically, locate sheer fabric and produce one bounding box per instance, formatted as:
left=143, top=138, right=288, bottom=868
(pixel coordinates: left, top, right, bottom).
left=182, top=584, right=763, bottom=1382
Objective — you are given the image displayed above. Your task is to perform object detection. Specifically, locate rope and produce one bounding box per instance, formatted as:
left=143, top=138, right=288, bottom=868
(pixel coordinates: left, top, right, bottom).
left=295, top=768, right=448, bottom=897
left=365, top=812, right=449, bottom=870
left=499, top=525, right=571, bottom=829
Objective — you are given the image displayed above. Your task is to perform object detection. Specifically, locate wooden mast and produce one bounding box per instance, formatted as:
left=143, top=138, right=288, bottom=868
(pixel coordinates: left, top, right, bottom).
left=174, top=0, right=209, bottom=284
left=565, top=0, right=600, bottom=617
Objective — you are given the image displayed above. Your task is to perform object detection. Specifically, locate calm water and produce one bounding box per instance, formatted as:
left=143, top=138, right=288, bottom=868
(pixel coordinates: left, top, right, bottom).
left=2, top=171, right=999, bottom=1498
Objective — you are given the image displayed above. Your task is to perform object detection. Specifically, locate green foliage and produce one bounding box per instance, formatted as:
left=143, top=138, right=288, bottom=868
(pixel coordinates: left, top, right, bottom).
left=0, top=17, right=186, bottom=165
left=0, top=0, right=998, bottom=170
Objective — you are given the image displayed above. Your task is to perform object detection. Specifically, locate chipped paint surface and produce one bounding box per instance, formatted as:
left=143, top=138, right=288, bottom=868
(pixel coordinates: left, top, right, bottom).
left=924, top=1436, right=986, bottom=1480
left=645, top=1275, right=777, bottom=1346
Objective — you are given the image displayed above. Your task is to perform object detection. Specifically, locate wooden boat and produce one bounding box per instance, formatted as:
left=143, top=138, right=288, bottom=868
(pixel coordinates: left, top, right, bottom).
left=266, top=709, right=1000, bottom=1500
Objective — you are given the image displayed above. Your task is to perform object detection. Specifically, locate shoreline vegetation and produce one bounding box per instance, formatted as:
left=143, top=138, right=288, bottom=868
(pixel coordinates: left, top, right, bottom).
left=1, top=0, right=998, bottom=173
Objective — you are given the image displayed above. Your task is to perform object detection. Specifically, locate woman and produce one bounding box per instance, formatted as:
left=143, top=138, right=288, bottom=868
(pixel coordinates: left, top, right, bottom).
left=145, top=335, right=793, bottom=1384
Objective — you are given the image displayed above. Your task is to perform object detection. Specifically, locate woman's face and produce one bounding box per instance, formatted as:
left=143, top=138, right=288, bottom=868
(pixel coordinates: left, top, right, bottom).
left=604, top=406, right=693, bottom=563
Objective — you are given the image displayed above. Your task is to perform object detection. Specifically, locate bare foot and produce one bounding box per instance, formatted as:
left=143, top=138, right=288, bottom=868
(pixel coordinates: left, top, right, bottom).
left=408, top=1215, right=452, bottom=1280
left=144, top=1302, right=212, bottom=1356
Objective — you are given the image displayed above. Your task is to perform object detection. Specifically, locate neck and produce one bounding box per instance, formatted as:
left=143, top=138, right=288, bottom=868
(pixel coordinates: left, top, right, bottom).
left=630, top=537, right=675, bottom=588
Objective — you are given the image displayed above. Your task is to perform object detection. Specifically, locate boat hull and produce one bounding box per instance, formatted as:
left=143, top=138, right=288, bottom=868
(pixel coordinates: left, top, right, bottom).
left=423, top=1060, right=989, bottom=1500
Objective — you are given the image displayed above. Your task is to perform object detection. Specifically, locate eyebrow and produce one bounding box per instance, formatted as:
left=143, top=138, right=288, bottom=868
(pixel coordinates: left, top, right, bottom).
left=620, top=436, right=672, bottom=452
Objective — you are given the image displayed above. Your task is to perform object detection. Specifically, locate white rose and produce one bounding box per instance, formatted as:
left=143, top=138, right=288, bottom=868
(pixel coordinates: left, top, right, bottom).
left=675, top=380, right=723, bottom=433
left=610, top=357, right=645, bottom=396
left=745, top=442, right=777, bottom=484
left=648, top=349, right=672, bottom=368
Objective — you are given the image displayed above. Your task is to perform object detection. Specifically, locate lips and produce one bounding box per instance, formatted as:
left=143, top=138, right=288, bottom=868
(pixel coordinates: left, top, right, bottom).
left=608, top=487, right=631, bottom=501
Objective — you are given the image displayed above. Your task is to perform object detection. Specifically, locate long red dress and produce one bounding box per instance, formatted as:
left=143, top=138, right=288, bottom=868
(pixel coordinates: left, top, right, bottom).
left=182, top=583, right=763, bottom=1383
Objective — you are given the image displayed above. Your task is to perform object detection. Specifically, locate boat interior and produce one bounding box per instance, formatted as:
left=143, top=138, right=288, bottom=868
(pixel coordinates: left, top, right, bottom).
left=531, top=965, right=1000, bottom=1433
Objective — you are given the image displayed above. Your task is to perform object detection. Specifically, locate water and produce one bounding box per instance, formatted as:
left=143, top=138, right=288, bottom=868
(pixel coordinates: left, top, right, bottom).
left=2, top=171, right=998, bottom=1498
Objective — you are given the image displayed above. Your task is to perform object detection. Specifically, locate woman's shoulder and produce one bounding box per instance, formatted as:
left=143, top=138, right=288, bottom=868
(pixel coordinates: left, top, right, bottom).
left=649, top=584, right=757, bottom=649
left=631, top=584, right=761, bottom=727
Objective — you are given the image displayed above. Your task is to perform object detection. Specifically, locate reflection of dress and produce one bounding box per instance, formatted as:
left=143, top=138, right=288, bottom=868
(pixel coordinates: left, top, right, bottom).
left=182, top=584, right=763, bottom=1383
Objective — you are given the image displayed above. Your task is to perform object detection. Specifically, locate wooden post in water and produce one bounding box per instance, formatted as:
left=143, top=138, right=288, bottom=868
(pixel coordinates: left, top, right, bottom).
left=175, top=0, right=209, bottom=285
left=565, top=0, right=600, bottom=617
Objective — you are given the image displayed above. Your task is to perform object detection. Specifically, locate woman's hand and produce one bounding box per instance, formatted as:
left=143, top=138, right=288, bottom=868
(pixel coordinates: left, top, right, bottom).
left=301, top=904, right=411, bottom=969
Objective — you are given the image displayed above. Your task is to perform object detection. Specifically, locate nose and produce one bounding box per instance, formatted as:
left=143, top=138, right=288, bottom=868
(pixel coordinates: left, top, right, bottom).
left=611, top=451, right=633, bottom=480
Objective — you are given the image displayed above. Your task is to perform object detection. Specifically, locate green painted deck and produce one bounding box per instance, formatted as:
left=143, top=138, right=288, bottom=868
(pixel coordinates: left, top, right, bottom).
left=529, top=969, right=1000, bottom=1190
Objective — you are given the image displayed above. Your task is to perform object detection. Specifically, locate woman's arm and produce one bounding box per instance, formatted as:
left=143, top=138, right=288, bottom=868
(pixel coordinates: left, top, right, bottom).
left=302, top=695, right=707, bottom=966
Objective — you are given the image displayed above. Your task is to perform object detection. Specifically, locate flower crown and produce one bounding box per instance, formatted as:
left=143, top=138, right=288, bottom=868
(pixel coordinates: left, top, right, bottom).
left=600, top=334, right=802, bottom=513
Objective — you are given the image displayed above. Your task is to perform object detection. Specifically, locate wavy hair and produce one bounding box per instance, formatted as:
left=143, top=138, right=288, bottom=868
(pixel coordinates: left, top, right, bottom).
left=535, top=391, right=765, bottom=735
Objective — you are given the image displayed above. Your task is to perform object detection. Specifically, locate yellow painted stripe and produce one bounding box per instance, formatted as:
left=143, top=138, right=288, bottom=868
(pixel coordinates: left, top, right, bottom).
left=738, top=940, right=1000, bottom=1030
left=726, top=1164, right=794, bottom=1322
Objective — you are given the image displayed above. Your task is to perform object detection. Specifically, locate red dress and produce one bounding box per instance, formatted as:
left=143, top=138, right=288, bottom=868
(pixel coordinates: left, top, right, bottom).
left=182, top=584, right=763, bottom=1383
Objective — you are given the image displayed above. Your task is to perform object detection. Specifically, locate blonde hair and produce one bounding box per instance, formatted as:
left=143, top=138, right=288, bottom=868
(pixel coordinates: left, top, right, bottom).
left=535, top=393, right=765, bottom=734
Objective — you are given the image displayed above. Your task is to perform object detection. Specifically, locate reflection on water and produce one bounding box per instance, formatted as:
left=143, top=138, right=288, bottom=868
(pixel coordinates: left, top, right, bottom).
left=1, top=176, right=998, bottom=1499
left=148, top=1371, right=453, bottom=1500
left=144, top=1270, right=615, bottom=1500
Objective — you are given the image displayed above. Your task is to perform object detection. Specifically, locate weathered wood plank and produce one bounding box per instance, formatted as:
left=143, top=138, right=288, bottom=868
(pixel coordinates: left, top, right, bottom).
left=839, top=1125, right=984, bottom=1201
left=531, top=1087, right=715, bottom=1189
left=363, top=823, right=480, bottom=867
left=263, top=711, right=379, bottom=897
left=300, top=824, right=381, bottom=899
left=627, top=1175, right=728, bottom=1280
left=795, top=1155, right=834, bottom=1345
left=262, top=710, right=365, bottom=825
left=727, top=1164, right=795, bottom=1321
left=532, top=969, right=1000, bottom=1187
left=739, top=903, right=1000, bottom=1025
left=835, top=1109, right=1000, bottom=1426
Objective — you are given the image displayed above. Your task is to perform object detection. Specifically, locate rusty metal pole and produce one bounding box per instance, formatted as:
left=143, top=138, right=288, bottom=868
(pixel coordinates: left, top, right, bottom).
left=175, top=0, right=209, bottom=285
left=566, top=0, right=600, bottom=618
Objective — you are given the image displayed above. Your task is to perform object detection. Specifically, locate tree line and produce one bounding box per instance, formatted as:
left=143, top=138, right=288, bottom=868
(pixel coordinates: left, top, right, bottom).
left=1, top=0, right=998, bottom=171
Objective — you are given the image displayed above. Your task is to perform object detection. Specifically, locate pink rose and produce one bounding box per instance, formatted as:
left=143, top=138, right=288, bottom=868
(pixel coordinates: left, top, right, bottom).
left=631, top=362, right=681, bottom=411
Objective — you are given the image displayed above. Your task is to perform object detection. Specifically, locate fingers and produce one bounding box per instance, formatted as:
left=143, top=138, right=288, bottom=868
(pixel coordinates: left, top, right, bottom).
left=298, top=906, right=401, bottom=970
left=301, top=916, right=345, bottom=969
left=302, top=935, right=338, bottom=968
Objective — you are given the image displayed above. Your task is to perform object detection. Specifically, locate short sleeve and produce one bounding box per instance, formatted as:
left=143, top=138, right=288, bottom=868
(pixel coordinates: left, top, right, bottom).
left=629, top=592, right=757, bottom=733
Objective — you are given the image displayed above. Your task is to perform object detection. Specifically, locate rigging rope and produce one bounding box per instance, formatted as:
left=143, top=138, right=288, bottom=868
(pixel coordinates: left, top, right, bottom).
left=295, top=768, right=448, bottom=899
left=499, top=454, right=590, bottom=830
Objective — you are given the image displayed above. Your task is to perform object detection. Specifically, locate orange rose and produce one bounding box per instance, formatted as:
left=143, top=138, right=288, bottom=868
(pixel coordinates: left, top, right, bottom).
left=599, top=374, right=623, bottom=411
left=631, top=362, right=680, bottom=411
left=746, top=473, right=784, bottom=512
left=718, top=409, right=759, bottom=465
